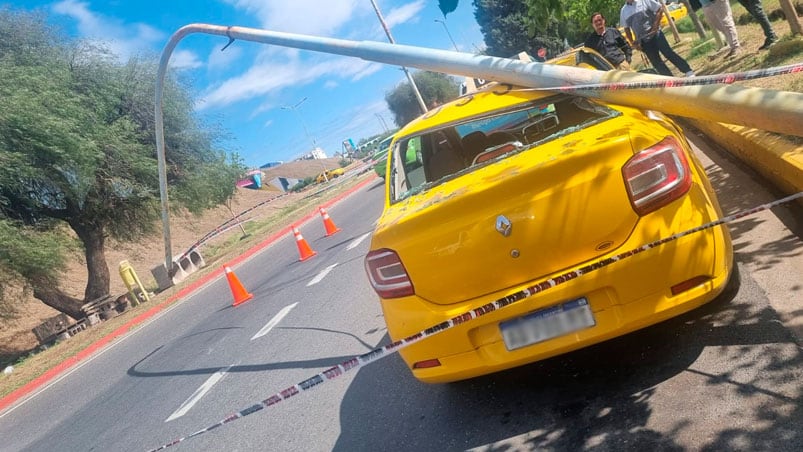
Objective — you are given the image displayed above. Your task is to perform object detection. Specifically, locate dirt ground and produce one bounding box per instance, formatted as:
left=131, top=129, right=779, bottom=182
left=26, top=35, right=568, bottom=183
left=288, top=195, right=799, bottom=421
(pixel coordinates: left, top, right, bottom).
left=0, top=158, right=355, bottom=364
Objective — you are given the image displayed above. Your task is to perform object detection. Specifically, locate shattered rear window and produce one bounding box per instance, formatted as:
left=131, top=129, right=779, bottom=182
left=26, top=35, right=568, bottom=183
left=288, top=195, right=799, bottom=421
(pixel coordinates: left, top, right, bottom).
left=389, top=95, right=619, bottom=203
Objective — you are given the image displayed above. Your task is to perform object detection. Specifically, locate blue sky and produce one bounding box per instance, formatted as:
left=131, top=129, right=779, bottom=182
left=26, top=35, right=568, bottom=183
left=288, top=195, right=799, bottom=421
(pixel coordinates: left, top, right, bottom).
left=15, top=0, right=486, bottom=168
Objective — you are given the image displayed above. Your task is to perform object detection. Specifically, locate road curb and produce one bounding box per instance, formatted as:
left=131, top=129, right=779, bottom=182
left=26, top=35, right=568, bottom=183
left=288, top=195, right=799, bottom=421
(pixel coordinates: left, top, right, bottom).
left=687, top=120, right=803, bottom=204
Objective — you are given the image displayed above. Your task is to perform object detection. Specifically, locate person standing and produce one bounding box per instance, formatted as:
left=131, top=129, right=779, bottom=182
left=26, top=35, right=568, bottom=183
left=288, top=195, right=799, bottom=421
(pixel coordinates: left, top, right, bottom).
left=584, top=12, right=634, bottom=70
left=620, top=0, right=695, bottom=77
left=736, top=0, right=778, bottom=50
left=700, top=0, right=741, bottom=57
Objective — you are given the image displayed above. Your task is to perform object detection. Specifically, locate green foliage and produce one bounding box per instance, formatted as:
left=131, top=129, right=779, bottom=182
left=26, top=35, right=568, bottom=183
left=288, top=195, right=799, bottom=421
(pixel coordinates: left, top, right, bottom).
left=687, top=38, right=717, bottom=59
left=0, top=220, right=71, bottom=282
left=290, top=177, right=316, bottom=192
left=439, top=0, right=460, bottom=17
left=385, top=71, right=460, bottom=127
left=674, top=16, right=697, bottom=33
left=472, top=0, right=533, bottom=56
left=472, top=0, right=627, bottom=56
left=0, top=7, right=244, bottom=312
left=0, top=219, right=73, bottom=317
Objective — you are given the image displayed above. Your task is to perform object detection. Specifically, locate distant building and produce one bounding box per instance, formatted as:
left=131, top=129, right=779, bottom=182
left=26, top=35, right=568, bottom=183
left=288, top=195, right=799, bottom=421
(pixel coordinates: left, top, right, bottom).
left=259, top=161, right=283, bottom=169
left=297, top=147, right=327, bottom=160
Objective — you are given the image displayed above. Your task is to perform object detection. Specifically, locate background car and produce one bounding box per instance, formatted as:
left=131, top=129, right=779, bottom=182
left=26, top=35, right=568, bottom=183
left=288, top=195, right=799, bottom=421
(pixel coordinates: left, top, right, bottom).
left=372, top=135, right=394, bottom=178
left=372, top=133, right=420, bottom=179
left=315, top=167, right=344, bottom=184
left=661, top=1, right=688, bottom=28
left=364, top=51, right=734, bottom=384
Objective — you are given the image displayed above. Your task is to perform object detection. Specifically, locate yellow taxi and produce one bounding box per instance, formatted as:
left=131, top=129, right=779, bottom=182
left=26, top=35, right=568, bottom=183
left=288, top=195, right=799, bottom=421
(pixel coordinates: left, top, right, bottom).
left=364, top=54, right=734, bottom=384
left=315, top=167, right=345, bottom=184
left=661, top=1, right=688, bottom=28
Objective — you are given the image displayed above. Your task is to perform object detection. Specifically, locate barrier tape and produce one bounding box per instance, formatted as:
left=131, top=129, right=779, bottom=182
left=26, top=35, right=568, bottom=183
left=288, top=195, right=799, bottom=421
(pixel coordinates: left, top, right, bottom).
left=516, top=62, right=803, bottom=92
left=147, top=190, right=803, bottom=451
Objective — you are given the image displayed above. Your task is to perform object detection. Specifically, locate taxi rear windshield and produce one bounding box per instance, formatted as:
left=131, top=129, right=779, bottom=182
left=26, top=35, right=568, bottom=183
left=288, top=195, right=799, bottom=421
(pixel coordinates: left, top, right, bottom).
left=389, top=95, right=617, bottom=203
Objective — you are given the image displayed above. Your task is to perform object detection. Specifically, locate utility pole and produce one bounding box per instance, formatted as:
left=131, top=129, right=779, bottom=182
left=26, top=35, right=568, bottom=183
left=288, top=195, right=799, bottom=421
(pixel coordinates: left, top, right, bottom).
left=368, top=0, right=428, bottom=115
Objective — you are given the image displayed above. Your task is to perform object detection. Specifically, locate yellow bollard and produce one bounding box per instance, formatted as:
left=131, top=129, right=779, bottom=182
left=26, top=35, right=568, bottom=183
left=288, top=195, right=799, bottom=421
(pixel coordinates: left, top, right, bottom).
left=119, top=260, right=151, bottom=307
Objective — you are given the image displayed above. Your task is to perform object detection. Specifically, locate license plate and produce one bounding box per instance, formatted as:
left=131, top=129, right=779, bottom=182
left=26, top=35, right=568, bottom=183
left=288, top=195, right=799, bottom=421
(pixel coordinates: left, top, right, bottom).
left=500, top=298, right=595, bottom=351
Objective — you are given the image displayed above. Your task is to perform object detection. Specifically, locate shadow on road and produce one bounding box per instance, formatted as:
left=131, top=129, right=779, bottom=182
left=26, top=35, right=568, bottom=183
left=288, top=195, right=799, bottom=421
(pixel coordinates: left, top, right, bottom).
left=334, top=265, right=802, bottom=451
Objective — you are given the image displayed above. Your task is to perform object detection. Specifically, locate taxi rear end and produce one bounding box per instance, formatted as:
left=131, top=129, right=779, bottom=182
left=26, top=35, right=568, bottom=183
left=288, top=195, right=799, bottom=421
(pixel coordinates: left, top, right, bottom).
left=364, top=89, right=733, bottom=383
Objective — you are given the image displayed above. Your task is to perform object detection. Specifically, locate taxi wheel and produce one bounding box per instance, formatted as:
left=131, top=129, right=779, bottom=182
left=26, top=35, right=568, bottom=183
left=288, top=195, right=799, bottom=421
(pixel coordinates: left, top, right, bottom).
left=715, top=261, right=741, bottom=304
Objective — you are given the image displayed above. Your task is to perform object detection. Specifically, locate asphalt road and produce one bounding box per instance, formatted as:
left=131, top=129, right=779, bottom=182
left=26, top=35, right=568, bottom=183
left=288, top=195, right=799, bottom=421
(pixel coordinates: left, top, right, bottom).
left=0, top=132, right=800, bottom=452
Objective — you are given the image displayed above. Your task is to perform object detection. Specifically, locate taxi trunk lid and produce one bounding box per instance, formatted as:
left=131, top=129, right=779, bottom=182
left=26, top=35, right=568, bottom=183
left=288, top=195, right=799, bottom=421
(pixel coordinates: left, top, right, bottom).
left=373, top=129, right=640, bottom=305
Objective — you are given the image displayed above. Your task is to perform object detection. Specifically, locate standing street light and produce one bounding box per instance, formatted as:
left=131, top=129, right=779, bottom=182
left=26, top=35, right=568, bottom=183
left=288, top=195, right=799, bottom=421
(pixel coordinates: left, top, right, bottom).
left=434, top=19, right=459, bottom=52
left=368, top=0, right=428, bottom=115
left=281, top=97, right=328, bottom=181
left=280, top=96, right=315, bottom=147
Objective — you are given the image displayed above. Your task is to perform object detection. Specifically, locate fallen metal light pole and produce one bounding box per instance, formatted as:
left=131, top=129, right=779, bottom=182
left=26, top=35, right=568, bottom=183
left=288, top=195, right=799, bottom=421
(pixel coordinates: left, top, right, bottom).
left=155, top=23, right=803, bottom=270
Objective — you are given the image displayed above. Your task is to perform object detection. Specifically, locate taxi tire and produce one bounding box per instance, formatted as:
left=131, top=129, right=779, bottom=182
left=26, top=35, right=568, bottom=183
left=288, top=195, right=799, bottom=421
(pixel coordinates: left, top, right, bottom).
left=714, top=260, right=741, bottom=305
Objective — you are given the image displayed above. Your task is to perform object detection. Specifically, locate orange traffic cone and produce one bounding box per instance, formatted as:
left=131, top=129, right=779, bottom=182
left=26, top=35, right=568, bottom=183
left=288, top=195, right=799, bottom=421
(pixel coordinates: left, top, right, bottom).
left=225, top=266, right=253, bottom=306
left=292, top=227, right=317, bottom=261
left=319, top=207, right=341, bottom=236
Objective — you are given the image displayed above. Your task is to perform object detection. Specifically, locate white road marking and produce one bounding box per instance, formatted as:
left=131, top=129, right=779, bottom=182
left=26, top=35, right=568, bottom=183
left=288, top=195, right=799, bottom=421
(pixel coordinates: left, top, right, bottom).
left=306, top=263, right=338, bottom=286
left=251, top=302, right=299, bottom=341
left=165, top=365, right=232, bottom=422
left=347, top=232, right=373, bottom=250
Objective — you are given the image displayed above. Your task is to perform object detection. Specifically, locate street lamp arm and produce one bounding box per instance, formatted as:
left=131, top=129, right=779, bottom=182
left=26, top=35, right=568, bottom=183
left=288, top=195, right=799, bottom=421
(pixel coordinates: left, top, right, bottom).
left=434, top=19, right=459, bottom=52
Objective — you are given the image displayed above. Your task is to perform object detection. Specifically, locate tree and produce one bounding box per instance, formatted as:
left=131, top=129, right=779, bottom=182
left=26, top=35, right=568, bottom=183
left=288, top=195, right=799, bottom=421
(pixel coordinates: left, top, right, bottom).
left=0, top=9, right=244, bottom=320
left=468, top=0, right=624, bottom=58
left=439, top=0, right=460, bottom=17
left=385, top=71, right=460, bottom=127
left=471, top=0, right=566, bottom=58
left=560, top=0, right=626, bottom=44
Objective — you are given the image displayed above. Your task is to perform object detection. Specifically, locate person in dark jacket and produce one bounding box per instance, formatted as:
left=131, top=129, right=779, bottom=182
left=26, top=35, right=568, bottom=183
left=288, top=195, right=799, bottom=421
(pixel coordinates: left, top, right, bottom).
left=584, top=12, right=633, bottom=70
left=736, top=0, right=778, bottom=50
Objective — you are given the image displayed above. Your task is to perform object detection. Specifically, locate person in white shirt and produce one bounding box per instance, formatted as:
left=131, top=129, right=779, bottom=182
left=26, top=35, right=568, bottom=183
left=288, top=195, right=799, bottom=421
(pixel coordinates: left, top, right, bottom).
left=620, top=0, right=695, bottom=77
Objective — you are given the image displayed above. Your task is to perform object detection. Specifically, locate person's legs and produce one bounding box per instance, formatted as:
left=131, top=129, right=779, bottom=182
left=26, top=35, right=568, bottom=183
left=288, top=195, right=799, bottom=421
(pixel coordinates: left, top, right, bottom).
left=640, top=35, right=672, bottom=76
left=711, top=0, right=740, bottom=52
left=737, top=0, right=777, bottom=44
left=702, top=5, right=727, bottom=48
left=654, top=32, right=693, bottom=75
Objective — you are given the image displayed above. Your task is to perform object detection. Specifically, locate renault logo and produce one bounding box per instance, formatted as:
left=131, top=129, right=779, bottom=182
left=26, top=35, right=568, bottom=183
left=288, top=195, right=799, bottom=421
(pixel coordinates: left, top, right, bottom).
left=496, top=215, right=512, bottom=237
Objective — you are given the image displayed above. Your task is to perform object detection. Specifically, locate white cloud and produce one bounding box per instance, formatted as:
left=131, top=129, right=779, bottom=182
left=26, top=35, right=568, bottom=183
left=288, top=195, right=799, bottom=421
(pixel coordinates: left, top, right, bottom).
left=384, top=0, right=425, bottom=28
left=197, top=1, right=426, bottom=115
left=350, top=61, right=384, bottom=81
left=51, top=0, right=165, bottom=61
left=198, top=54, right=387, bottom=110
left=223, top=0, right=370, bottom=36
left=314, top=99, right=394, bottom=146
left=170, top=50, right=203, bottom=69
left=324, top=80, right=339, bottom=89
left=208, top=44, right=244, bottom=71
left=219, top=0, right=424, bottom=37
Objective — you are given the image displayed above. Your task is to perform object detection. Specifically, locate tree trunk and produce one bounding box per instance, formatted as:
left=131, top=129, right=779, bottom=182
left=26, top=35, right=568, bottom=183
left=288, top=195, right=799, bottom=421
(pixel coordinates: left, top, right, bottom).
left=31, top=275, right=85, bottom=321
left=778, top=0, right=802, bottom=35
left=71, top=220, right=111, bottom=303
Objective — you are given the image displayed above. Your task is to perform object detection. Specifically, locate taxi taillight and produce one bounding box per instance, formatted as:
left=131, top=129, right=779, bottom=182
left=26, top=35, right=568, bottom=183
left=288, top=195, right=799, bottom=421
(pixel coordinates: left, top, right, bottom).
left=623, top=136, right=692, bottom=216
left=364, top=249, right=414, bottom=298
